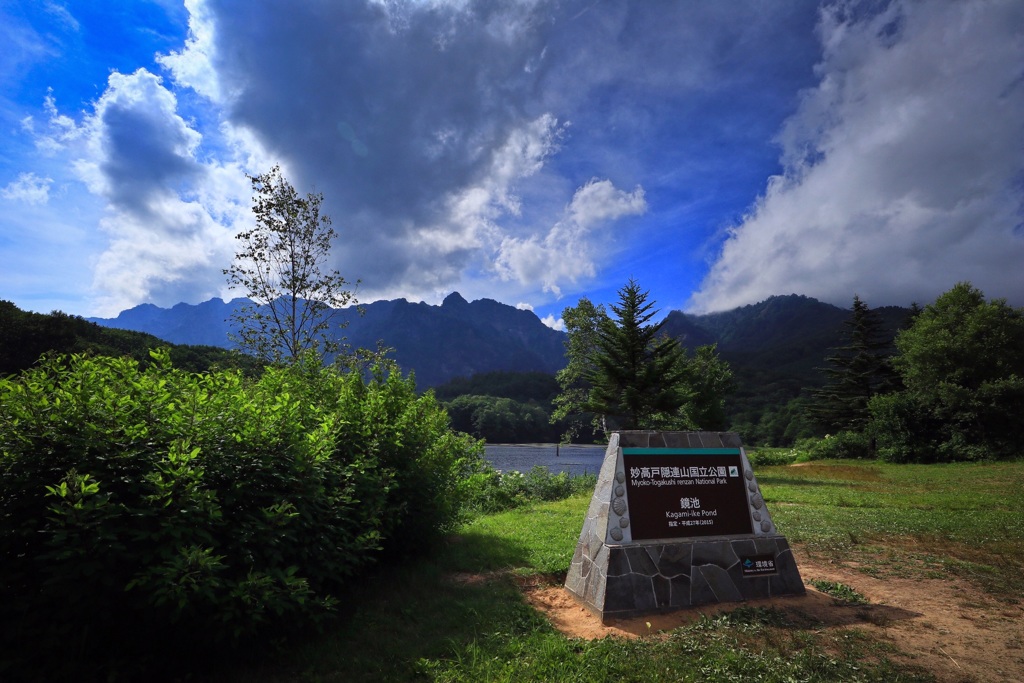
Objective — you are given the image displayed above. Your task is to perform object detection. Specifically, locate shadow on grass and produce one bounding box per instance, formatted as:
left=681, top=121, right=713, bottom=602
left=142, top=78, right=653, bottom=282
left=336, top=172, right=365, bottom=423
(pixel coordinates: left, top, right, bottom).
left=757, top=475, right=853, bottom=488
left=199, top=529, right=938, bottom=683
left=204, top=530, right=544, bottom=682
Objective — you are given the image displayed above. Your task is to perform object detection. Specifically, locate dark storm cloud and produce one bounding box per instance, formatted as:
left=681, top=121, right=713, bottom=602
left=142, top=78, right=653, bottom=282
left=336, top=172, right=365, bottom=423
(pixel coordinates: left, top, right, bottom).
left=97, top=73, right=203, bottom=211
left=199, top=0, right=820, bottom=300
left=205, top=0, right=574, bottom=293
left=212, top=0, right=547, bottom=207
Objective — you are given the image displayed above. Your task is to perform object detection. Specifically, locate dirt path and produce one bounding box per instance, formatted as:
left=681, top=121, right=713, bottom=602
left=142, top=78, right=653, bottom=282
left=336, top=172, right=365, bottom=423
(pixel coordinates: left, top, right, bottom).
left=519, top=549, right=1024, bottom=683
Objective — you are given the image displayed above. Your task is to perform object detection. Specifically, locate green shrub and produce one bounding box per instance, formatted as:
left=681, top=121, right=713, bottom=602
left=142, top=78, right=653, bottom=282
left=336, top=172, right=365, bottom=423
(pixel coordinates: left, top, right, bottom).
left=462, top=465, right=596, bottom=513
left=868, top=387, right=1016, bottom=464
left=867, top=391, right=940, bottom=463
left=522, top=465, right=569, bottom=500
left=745, top=448, right=800, bottom=467
left=0, top=350, right=480, bottom=678
left=805, top=431, right=874, bottom=460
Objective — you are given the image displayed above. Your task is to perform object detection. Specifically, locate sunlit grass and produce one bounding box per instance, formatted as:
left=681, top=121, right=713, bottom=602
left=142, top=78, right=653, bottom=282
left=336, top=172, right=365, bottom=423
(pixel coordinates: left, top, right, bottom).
left=760, top=460, right=1024, bottom=596
left=207, top=460, right=1024, bottom=681
left=449, top=494, right=589, bottom=575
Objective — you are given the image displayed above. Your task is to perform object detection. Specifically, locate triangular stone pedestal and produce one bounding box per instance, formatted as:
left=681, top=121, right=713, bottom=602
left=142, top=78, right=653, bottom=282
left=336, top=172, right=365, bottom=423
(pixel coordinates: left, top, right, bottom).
left=565, top=431, right=804, bottom=622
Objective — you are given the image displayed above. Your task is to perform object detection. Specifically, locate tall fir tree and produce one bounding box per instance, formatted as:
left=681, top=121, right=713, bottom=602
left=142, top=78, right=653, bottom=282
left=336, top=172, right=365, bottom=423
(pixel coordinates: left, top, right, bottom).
left=585, top=279, right=691, bottom=431
left=810, top=295, right=897, bottom=433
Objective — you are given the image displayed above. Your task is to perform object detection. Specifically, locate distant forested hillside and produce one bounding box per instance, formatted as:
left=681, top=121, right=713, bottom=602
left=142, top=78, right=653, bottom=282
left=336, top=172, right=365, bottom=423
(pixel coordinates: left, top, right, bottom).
left=431, top=370, right=584, bottom=443
left=664, top=295, right=913, bottom=445
left=89, top=292, right=565, bottom=388
left=0, top=300, right=260, bottom=377
left=81, top=292, right=915, bottom=445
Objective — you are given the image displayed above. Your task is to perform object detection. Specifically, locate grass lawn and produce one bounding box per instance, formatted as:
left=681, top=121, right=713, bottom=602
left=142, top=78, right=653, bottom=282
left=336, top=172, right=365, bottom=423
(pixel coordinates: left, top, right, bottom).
left=208, top=459, right=1024, bottom=682
left=759, top=460, right=1023, bottom=596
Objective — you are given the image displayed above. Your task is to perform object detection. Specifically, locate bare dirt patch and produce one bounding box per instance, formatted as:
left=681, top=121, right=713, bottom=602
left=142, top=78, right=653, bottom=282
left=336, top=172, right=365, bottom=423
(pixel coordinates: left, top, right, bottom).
left=518, top=549, right=1024, bottom=683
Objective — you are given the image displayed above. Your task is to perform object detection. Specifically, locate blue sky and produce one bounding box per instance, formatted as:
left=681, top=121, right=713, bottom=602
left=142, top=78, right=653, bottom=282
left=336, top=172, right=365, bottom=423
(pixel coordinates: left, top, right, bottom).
left=2, top=0, right=1022, bottom=327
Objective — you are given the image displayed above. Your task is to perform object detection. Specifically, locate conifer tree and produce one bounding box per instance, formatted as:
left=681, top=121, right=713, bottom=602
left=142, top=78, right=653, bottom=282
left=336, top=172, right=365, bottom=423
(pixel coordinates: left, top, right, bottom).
left=585, top=279, right=690, bottom=431
left=810, top=295, right=896, bottom=433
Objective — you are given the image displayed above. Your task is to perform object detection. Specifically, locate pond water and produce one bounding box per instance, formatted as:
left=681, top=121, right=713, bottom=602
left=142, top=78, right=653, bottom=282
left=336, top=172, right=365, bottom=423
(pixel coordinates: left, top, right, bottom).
left=483, top=443, right=607, bottom=477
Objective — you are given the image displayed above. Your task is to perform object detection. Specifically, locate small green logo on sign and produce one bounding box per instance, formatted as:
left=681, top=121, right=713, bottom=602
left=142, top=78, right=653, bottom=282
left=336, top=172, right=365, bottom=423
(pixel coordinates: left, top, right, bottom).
left=740, top=554, right=777, bottom=576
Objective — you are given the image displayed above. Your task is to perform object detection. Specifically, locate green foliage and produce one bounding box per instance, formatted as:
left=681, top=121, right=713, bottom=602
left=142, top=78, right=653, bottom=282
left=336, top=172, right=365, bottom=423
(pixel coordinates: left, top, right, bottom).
left=225, top=166, right=359, bottom=365
left=809, top=295, right=899, bottom=433
left=734, top=396, right=821, bottom=447
left=804, top=431, right=874, bottom=460
left=0, top=349, right=480, bottom=677
left=679, top=343, right=734, bottom=430
left=444, top=394, right=559, bottom=443
left=550, top=296, right=608, bottom=442
left=554, top=281, right=733, bottom=439
left=435, top=371, right=576, bottom=444
left=744, top=447, right=802, bottom=467
left=867, top=391, right=937, bottom=463
left=461, top=466, right=596, bottom=514
left=586, top=279, right=692, bottom=431
left=872, top=282, right=1024, bottom=462
left=808, top=580, right=869, bottom=605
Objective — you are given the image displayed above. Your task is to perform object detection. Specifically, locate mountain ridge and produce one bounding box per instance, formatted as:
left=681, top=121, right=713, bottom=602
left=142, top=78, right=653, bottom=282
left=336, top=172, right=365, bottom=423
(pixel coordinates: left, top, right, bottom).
left=88, top=294, right=567, bottom=388
left=88, top=292, right=911, bottom=392
left=82, top=292, right=913, bottom=442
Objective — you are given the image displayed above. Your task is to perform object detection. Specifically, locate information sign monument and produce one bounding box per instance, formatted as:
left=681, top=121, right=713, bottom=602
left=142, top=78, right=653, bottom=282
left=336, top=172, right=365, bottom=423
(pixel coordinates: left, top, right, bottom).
left=565, top=431, right=804, bottom=622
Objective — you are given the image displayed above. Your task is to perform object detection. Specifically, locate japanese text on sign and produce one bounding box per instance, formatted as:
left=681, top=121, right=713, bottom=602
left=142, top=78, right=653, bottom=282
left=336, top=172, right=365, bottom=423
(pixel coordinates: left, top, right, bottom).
left=621, top=448, right=753, bottom=540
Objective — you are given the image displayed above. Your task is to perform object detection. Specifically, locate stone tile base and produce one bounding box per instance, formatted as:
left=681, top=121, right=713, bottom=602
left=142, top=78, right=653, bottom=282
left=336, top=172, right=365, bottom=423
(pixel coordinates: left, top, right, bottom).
left=566, top=535, right=804, bottom=622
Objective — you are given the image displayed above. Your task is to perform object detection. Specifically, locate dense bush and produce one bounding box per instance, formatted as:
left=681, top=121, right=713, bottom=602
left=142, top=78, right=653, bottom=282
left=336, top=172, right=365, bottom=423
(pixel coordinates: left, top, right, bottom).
left=0, top=350, right=481, bottom=679
left=805, top=431, right=874, bottom=460
left=444, top=394, right=560, bottom=443
left=462, top=465, right=596, bottom=514
left=868, top=283, right=1024, bottom=463
left=745, top=447, right=802, bottom=467
left=867, top=391, right=938, bottom=463
left=734, top=396, right=822, bottom=448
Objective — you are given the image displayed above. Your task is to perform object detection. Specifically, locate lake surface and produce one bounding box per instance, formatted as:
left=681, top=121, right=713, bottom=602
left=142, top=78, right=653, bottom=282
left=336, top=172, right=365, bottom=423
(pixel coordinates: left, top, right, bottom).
left=483, top=443, right=607, bottom=477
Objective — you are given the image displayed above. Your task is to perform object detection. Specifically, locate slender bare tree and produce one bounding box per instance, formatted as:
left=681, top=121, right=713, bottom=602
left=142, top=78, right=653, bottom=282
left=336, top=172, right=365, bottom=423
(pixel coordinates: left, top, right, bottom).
left=225, top=166, right=357, bottom=365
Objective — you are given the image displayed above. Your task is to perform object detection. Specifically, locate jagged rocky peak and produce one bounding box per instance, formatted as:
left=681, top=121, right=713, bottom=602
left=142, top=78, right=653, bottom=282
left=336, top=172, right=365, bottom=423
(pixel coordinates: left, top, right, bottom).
left=442, top=292, right=470, bottom=308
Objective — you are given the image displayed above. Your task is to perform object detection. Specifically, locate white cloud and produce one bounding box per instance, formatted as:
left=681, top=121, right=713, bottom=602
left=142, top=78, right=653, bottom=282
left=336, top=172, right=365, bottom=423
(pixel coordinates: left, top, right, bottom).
left=72, top=69, right=203, bottom=200
left=1, top=172, right=52, bottom=204
left=445, top=114, right=566, bottom=239
left=36, top=68, right=249, bottom=315
left=541, top=314, right=565, bottom=331
left=156, top=0, right=222, bottom=101
left=692, top=0, right=1024, bottom=312
left=495, top=178, right=646, bottom=296
left=34, top=89, right=82, bottom=154
left=515, top=302, right=534, bottom=311
left=397, top=113, right=568, bottom=292
left=568, top=178, right=647, bottom=227
left=43, top=2, right=79, bottom=33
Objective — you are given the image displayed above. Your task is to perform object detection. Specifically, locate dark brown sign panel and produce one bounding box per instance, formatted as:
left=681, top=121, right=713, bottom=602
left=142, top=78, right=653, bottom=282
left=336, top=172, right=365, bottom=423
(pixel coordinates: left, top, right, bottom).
left=622, top=448, right=752, bottom=540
